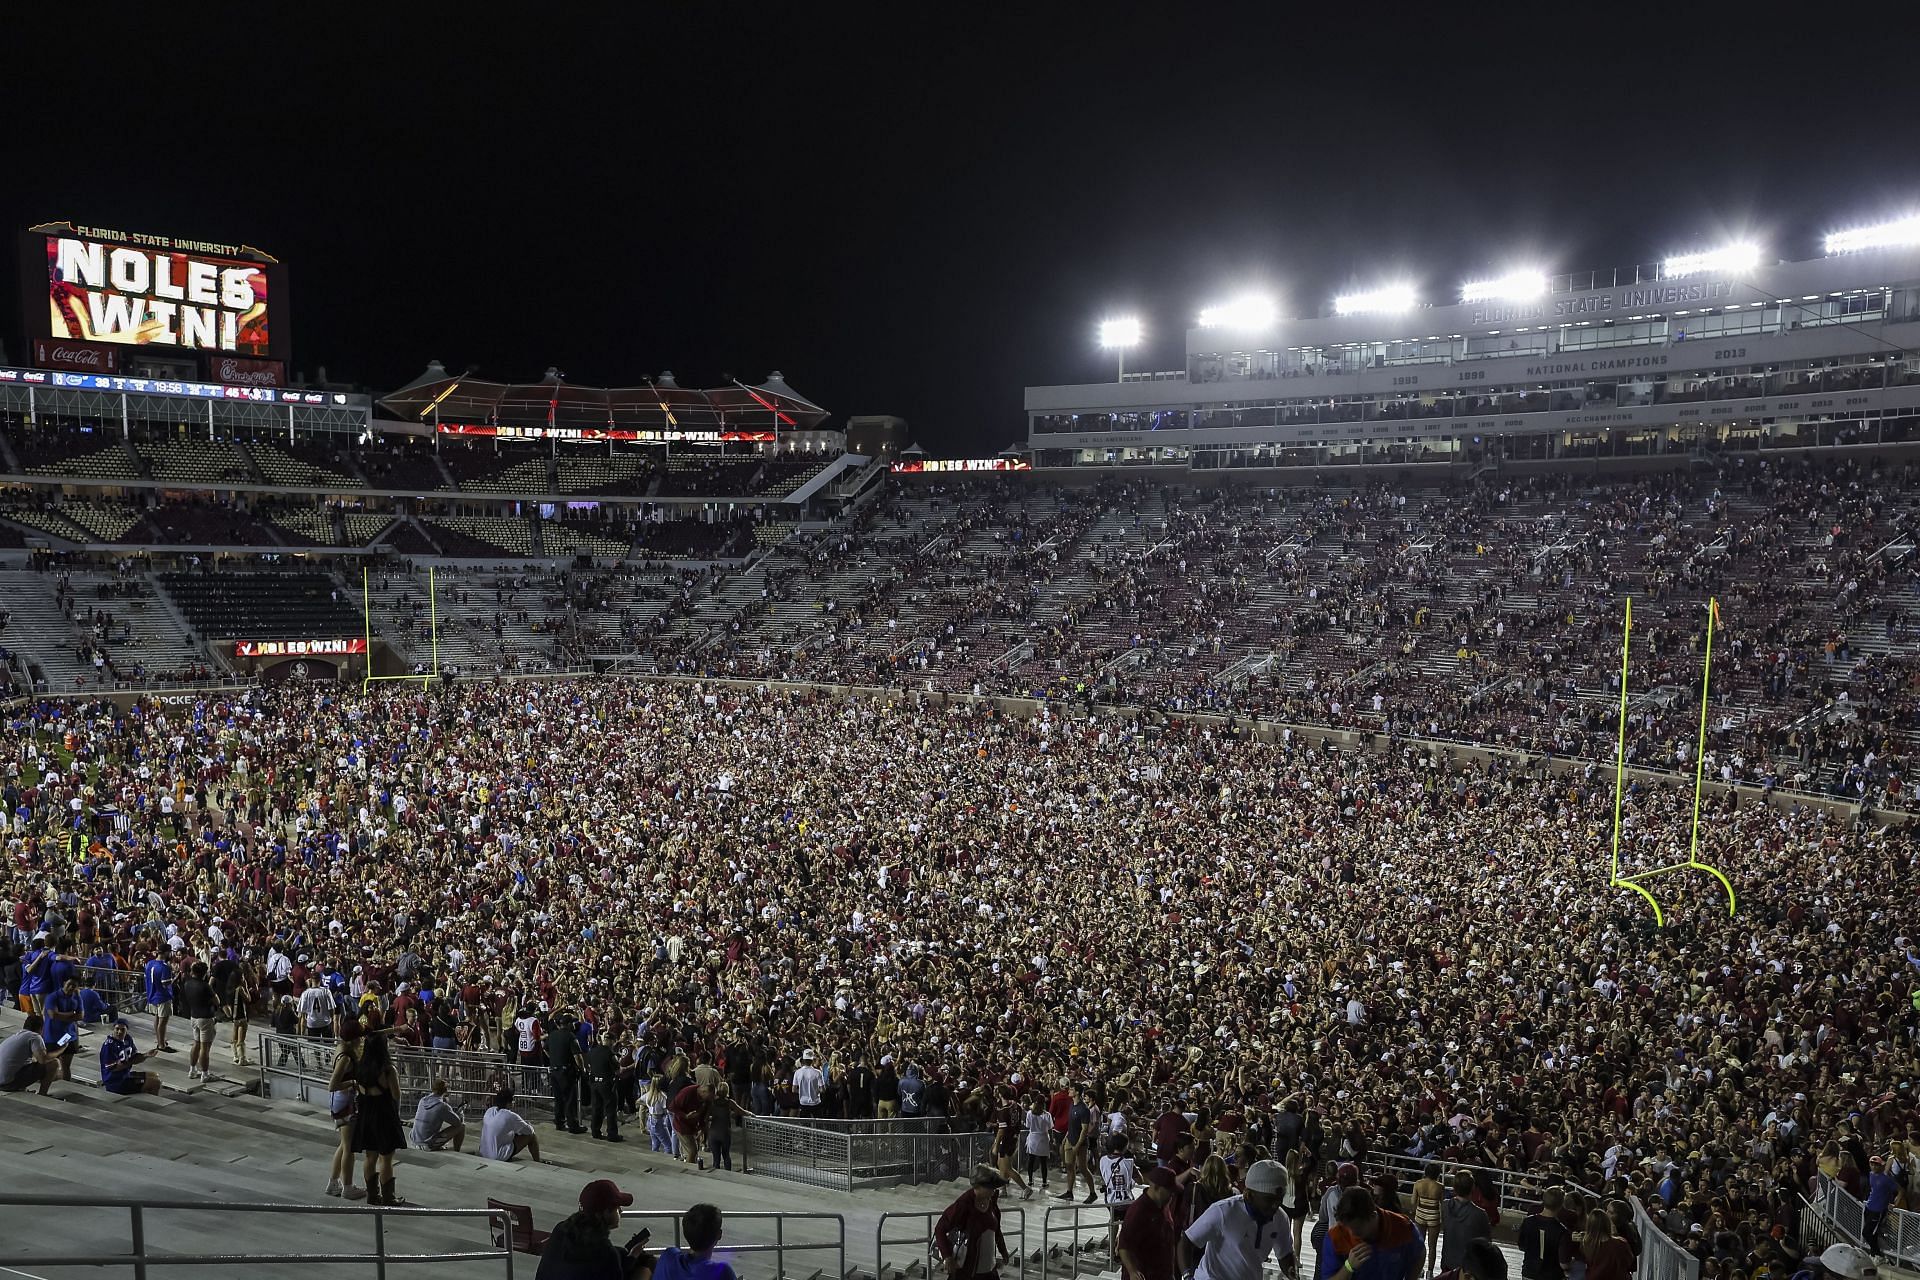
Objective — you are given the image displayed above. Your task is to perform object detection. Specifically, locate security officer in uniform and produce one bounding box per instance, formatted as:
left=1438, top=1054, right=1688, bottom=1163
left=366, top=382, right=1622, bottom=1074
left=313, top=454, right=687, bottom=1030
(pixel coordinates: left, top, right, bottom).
left=587, top=1035, right=623, bottom=1142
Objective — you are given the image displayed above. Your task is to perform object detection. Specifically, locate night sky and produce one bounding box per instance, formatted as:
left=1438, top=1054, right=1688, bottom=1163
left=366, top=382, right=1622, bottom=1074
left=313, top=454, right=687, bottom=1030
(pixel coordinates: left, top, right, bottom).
left=3, top=9, right=1916, bottom=456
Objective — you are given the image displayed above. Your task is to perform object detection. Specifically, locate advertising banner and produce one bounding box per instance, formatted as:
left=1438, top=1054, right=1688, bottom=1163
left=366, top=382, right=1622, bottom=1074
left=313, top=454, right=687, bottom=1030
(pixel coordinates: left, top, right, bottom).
left=31, top=337, right=121, bottom=373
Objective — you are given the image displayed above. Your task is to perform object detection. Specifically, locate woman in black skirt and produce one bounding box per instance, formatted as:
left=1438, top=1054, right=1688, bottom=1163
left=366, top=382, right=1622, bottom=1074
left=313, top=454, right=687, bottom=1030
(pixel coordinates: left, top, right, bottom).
left=349, top=1009, right=407, bottom=1204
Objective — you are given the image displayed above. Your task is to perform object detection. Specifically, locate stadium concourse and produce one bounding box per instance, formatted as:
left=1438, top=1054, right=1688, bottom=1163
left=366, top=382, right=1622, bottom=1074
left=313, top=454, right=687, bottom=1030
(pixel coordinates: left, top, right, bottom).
left=2, top=671, right=1919, bottom=1275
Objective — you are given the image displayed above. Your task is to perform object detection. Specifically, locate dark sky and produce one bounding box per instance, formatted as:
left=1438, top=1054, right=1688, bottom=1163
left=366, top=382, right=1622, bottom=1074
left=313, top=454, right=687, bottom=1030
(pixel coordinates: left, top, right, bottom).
left=3, top=8, right=1917, bottom=456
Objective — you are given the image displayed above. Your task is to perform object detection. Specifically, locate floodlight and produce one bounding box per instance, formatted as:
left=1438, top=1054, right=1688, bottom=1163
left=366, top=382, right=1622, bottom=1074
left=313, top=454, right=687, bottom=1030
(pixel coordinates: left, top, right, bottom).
left=1460, top=271, right=1548, bottom=304
left=1825, top=216, right=1920, bottom=255
left=1334, top=284, right=1417, bottom=315
left=1197, top=295, right=1278, bottom=329
left=1663, top=242, right=1761, bottom=278
left=1099, top=317, right=1143, bottom=349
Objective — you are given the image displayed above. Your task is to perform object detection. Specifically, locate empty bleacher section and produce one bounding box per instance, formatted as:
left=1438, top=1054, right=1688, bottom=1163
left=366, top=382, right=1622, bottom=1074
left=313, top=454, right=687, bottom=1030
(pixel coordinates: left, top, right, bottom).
left=160, top=570, right=364, bottom=640
left=18, top=437, right=137, bottom=479
left=438, top=445, right=551, bottom=493
left=264, top=506, right=336, bottom=546
left=245, top=440, right=363, bottom=486
left=132, top=500, right=282, bottom=546
left=658, top=454, right=762, bottom=496
left=341, top=512, right=397, bottom=545
left=633, top=515, right=756, bottom=559
left=356, top=443, right=452, bottom=491
left=553, top=450, right=658, bottom=494
left=418, top=515, right=535, bottom=557
left=135, top=441, right=254, bottom=484
left=754, top=456, right=832, bottom=496
left=540, top=518, right=633, bottom=557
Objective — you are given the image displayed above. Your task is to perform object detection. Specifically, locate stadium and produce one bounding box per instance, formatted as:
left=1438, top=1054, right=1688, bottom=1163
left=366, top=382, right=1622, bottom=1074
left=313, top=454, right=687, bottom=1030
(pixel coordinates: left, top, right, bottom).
left=2, top=34, right=1918, bottom=1280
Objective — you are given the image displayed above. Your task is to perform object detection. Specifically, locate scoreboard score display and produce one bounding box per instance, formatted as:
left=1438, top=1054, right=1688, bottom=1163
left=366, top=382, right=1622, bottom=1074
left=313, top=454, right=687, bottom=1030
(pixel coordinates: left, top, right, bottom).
left=20, top=221, right=290, bottom=365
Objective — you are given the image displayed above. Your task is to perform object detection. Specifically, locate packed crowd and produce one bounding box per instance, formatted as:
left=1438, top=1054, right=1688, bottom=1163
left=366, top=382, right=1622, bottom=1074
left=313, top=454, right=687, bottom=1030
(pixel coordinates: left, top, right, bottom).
left=2, top=678, right=1917, bottom=1271
left=646, top=458, right=1920, bottom=809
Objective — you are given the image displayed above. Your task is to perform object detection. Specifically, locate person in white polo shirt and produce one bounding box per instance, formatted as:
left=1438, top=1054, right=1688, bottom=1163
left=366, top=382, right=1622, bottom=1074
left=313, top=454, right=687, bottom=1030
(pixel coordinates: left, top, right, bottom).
left=1182, top=1158, right=1297, bottom=1280
left=794, top=1049, right=825, bottom=1116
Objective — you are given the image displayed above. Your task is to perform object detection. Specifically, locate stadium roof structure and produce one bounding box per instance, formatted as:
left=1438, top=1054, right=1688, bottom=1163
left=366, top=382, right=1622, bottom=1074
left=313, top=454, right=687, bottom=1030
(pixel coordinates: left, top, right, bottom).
left=379, top=362, right=830, bottom=432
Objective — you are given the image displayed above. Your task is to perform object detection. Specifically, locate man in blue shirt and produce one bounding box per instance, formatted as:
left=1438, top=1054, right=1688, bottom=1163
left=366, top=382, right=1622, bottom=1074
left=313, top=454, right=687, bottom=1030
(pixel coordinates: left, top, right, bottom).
left=1864, top=1155, right=1901, bottom=1252
left=100, top=1021, right=161, bottom=1096
left=142, top=952, right=178, bottom=1053
left=650, top=1203, right=737, bottom=1280
left=41, top=978, right=85, bottom=1082
left=18, top=932, right=56, bottom=1015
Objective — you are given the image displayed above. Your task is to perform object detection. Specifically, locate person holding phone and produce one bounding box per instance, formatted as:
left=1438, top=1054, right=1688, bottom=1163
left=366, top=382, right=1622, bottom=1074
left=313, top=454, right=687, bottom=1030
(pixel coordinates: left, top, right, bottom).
left=536, top=1178, right=653, bottom=1280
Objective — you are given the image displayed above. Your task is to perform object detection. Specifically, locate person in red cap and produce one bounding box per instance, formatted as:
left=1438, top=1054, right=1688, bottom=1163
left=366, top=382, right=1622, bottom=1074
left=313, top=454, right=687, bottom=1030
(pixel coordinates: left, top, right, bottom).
left=536, top=1178, right=650, bottom=1280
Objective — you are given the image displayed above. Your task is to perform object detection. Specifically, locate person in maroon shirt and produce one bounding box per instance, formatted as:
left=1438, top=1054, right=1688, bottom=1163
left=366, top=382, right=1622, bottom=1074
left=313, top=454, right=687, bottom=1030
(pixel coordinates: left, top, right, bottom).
left=1117, top=1167, right=1181, bottom=1280
left=671, top=1081, right=713, bottom=1168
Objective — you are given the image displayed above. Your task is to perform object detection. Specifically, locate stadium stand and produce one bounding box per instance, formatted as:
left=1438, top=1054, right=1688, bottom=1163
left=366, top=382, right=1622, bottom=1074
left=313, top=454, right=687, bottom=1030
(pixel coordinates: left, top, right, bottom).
left=554, top=450, right=660, bottom=495
left=246, top=440, right=363, bottom=487
left=658, top=455, right=762, bottom=496
left=159, top=569, right=364, bottom=639
left=135, top=441, right=254, bottom=484
left=420, top=515, right=536, bottom=557
left=132, top=500, right=283, bottom=546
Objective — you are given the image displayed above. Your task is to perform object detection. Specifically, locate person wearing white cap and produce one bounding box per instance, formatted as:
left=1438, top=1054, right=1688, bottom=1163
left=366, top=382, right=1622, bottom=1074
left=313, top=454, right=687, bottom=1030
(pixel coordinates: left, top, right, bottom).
left=1183, top=1159, right=1297, bottom=1280
left=1819, top=1244, right=1878, bottom=1280
left=794, top=1049, right=824, bottom=1115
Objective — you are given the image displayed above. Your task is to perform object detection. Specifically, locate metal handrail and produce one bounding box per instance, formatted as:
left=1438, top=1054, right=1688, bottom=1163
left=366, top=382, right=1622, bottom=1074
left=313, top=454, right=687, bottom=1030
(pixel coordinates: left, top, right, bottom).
left=1040, top=1202, right=1117, bottom=1280
left=629, top=1209, right=845, bottom=1280
left=0, top=1193, right=513, bottom=1279
left=878, top=1207, right=1027, bottom=1280
left=1361, top=1151, right=1554, bottom=1216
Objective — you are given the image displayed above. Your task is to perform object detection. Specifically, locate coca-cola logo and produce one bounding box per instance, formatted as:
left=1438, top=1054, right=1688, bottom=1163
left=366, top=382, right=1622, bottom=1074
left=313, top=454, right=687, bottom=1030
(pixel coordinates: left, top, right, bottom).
left=47, top=344, right=106, bottom=368
left=33, top=338, right=119, bottom=373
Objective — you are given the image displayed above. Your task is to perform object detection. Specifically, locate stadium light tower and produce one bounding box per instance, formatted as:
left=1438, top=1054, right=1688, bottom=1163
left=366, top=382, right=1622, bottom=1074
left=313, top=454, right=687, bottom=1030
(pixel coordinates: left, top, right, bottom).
left=1663, top=241, right=1761, bottom=278
left=1099, top=317, right=1143, bottom=383
left=1825, top=215, right=1920, bottom=254
left=1197, top=294, right=1278, bottom=330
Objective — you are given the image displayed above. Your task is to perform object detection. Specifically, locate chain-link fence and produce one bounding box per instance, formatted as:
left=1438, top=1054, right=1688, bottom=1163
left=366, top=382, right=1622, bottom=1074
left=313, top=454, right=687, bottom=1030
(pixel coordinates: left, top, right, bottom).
left=744, top=1116, right=994, bottom=1191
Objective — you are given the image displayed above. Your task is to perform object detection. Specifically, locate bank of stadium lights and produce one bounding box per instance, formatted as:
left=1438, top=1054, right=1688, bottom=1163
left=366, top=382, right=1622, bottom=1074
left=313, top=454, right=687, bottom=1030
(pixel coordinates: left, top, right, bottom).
left=1197, top=295, right=1278, bottom=329
left=1098, top=317, right=1142, bottom=383
left=1663, top=241, right=1761, bottom=278
left=1459, top=271, right=1548, bottom=304
left=1333, top=284, right=1417, bottom=315
left=1825, top=215, right=1920, bottom=255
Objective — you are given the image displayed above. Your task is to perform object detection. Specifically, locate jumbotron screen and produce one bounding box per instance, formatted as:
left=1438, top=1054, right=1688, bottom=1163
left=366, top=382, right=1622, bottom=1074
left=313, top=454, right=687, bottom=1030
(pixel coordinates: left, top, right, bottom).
left=23, top=223, right=283, bottom=358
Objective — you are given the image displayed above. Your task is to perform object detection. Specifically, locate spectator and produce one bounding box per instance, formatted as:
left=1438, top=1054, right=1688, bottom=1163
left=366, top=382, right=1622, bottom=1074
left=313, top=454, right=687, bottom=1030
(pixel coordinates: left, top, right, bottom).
left=298, top=975, right=334, bottom=1041
left=0, top=1014, right=54, bottom=1095
left=1441, top=1171, right=1492, bottom=1273
left=650, top=1202, right=735, bottom=1280
left=176, top=960, right=219, bottom=1082
left=934, top=1168, right=1011, bottom=1280
left=99, top=1019, right=160, bottom=1095
left=1579, top=1210, right=1635, bottom=1280
left=481, top=1087, right=542, bottom=1163
left=1410, top=1163, right=1445, bottom=1277
left=535, top=1178, right=649, bottom=1280
left=142, top=949, right=176, bottom=1054
left=1102, top=1133, right=1141, bottom=1255
left=1119, top=1165, right=1183, bottom=1280
left=1322, top=1187, right=1423, bottom=1280
left=1863, top=1156, right=1901, bottom=1253
left=411, top=1077, right=465, bottom=1152
left=794, top=1049, right=824, bottom=1117
left=1024, top=1093, right=1055, bottom=1195
left=1517, top=1190, right=1570, bottom=1280
left=41, top=976, right=83, bottom=1082
left=1183, top=1158, right=1297, bottom=1280
left=349, top=1013, right=406, bottom=1205
left=670, top=1081, right=712, bottom=1169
